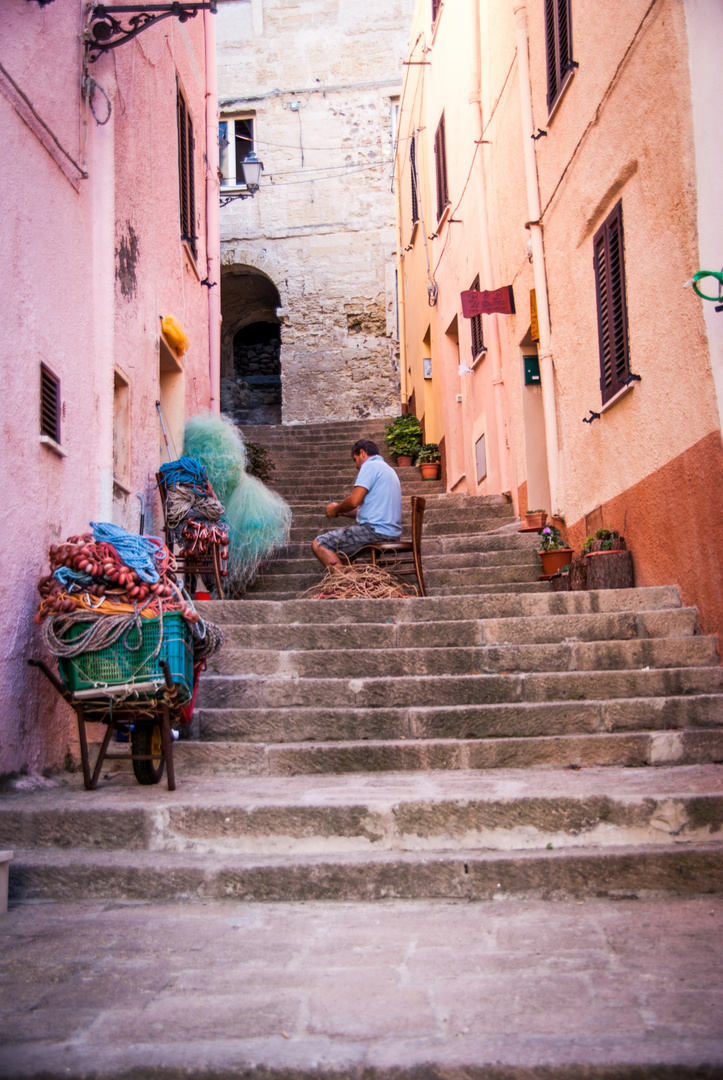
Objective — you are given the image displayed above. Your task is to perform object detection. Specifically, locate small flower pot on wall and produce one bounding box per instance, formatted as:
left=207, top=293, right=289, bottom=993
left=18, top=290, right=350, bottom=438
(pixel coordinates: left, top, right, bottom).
left=539, top=548, right=574, bottom=576
left=396, top=455, right=414, bottom=467
left=525, top=511, right=547, bottom=529
left=420, top=463, right=440, bottom=480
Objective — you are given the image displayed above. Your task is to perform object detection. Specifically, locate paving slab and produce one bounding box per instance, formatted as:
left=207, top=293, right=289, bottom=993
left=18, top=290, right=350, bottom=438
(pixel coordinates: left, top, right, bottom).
left=1, top=896, right=722, bottom=1078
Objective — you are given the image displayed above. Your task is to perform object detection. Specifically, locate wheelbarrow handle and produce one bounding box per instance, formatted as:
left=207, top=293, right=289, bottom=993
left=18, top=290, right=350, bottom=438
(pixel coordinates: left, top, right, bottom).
left=28, top=658, right=71, bottom=701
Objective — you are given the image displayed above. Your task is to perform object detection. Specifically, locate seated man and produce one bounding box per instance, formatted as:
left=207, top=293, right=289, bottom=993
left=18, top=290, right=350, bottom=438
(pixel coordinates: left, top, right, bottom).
left=311, top=439, right=402, bottom=573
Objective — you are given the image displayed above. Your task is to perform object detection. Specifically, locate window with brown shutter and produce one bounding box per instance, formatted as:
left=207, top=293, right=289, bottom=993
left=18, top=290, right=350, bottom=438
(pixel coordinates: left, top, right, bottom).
left=470, top=275, right=484, bottom=360
left=177, top=86, right=196, bottom=260
left=593, top=201, right=631, bottom=404
left=40, top=363, right=61, bottom=444
left=432, top=0, right=442, bottom=22
left=433, top=113, right=449, bottom=223
left=545, top=0, right=575, bottom=114
left=410, top=135, right=419, bottom=226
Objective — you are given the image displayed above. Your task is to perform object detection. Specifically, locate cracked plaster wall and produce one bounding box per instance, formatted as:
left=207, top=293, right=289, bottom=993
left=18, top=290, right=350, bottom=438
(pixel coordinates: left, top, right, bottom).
left=216, top=0, right=413, bottom=423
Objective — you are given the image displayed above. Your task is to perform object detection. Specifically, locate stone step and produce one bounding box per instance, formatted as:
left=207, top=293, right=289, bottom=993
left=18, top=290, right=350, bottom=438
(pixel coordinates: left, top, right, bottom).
left=177, top=725, right=723, bottom=775
left=288, top=518, right=523, bottom=541
left=275, top=533, right=543, bottom=559
left=9, top=839, right=723, bottom=904
left=202, top=586, right=686, bottom=625
left=242, top=565, right=542, bottom=595
left=197, top=665, right=723, bottom=710
left=217, top=609, right=700, bottom=650
left=174, top=728, right=723, bottom=775
left=208, top=636, right=719, bottom=679
left=289, top=505, right=513, bottom=526
left=3, top=767, right=722, bottom=857
left=196, top=694, right=723, bottom=743
left=252, top=549, right=540, bottom=577
left=273, top=482, right=447, bottom=497
left=283, top=493, right=509, bottom=512
left=237, top=582, right=553, bottom=601
left=2, top=893, right=721, bottom=1078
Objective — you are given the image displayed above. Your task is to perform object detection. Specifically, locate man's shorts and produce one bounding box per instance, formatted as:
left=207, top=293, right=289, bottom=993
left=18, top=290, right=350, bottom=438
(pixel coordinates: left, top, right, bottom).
left=315, top=523, right=397, bottom=557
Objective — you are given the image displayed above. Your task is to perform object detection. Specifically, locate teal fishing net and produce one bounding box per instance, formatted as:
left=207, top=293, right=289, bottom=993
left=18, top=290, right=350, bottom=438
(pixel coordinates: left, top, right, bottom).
left=183, top=414, right=291, bottom=594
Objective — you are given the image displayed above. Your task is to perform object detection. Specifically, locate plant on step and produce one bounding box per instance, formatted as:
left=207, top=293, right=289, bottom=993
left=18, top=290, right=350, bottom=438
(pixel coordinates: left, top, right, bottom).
left=539, top=525, right=567, bottom=551
left=384, top=415, right=423, bottom=458
left=416, top=442, right=441, bottom=464
left=244, top=441, right=276, bottom=484
left=582, top=527, right=623, bottom=555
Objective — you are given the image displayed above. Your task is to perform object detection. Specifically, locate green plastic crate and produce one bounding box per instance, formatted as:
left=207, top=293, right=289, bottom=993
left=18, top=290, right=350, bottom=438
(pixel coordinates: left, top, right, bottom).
left=58, top=612, right=193, bottom=702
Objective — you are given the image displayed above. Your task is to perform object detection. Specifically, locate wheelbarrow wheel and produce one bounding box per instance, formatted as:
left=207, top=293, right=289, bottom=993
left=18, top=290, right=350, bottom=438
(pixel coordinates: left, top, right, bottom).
left=131, top=722, right=165, bottom=785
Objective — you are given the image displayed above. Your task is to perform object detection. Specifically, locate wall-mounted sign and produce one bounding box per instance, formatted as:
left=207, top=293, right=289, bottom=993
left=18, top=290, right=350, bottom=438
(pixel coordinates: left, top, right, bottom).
left=461, top=285, right=515, bottom=318
left=530, top=289, right=539, bottom=341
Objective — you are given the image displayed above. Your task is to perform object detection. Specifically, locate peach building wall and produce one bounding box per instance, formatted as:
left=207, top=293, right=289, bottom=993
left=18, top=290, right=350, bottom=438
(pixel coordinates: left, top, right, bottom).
left=0, top=0, right=211, bottom=777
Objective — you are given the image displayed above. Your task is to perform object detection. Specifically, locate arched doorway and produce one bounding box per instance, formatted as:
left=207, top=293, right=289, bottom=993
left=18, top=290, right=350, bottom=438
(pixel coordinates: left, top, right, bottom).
left=220, top=266, right=282, bottom=425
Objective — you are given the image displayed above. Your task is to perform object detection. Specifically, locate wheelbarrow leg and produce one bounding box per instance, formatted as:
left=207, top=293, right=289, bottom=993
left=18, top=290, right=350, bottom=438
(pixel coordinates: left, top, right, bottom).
left=75, top=704, right=94, bottom=791
left=89, top=718, right=116, bottom=791
left=160, top=700, right=176, bottom=791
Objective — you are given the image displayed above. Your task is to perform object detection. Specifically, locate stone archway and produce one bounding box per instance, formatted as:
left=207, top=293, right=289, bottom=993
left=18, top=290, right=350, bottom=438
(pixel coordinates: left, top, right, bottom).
left=220, top=265, right=282, bottom=425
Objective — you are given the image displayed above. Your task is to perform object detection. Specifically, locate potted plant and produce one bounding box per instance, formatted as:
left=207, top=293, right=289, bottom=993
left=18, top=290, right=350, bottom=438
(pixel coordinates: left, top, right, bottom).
left=525, top=508, right=547, bottom=530
left=538, top=524, right=574, bottom=577
left=416, top=442, right=441, bottom=480
left=582, top=528, right=633, bottom=589
left=384, top=415, right=423, bottom=466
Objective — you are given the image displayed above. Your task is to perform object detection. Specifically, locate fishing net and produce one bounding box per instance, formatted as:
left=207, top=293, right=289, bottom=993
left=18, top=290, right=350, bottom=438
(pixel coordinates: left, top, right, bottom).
left=183, top=413, right=291, bottom=594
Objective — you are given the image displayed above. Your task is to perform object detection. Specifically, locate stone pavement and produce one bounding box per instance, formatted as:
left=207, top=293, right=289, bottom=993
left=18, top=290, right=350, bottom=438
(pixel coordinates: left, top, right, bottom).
left=1, top=895, right=722, bottom=1078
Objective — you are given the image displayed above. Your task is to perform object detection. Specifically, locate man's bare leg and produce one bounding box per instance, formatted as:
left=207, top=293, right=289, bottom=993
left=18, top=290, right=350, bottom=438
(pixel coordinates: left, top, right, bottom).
left=311, top=538, right=350, bottom=574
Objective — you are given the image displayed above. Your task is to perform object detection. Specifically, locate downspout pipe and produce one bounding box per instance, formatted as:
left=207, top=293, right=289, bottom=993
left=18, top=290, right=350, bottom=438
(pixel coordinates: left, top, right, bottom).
left=204, top=9, right=221, bottom=414
left=513, top=1, right=560, bottom=514
left=473, top=0, right=512, bottom=498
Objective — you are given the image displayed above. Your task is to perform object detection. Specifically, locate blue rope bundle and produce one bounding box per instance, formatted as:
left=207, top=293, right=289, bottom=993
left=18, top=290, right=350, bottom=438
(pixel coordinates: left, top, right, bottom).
left=53, top=566, right=95, bottom=591
left=90, top=522, right=165, bottom=583
left=158, top=456, right=209, bottom=494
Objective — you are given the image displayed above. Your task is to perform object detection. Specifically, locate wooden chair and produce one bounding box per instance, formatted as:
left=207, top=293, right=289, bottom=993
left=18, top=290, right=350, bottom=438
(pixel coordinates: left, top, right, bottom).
left=354, top=496, right=426, bottom=596
left=156, top=473, right=225, bottom=598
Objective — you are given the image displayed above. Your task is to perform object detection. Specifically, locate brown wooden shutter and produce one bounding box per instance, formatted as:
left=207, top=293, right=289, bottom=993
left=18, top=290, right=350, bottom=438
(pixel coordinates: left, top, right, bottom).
left=594, top=201, right=630, bottom=404
left=432, top=0, right=441, bottom=22
left=545, top=0, right=573, bottom=112
left=410, top=135, right=419, bottom=225
left=40, top=363, right=61, bottom=443
left=177, top=88, right=196, bottom=259
left=433, top=113, right=449, bottom=222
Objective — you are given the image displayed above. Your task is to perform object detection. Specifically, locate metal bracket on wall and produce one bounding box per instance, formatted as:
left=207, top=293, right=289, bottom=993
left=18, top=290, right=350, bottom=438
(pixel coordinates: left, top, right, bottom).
left=84, top=2, right=217, bottom=63
left=583, top=410, right=601, bottom=424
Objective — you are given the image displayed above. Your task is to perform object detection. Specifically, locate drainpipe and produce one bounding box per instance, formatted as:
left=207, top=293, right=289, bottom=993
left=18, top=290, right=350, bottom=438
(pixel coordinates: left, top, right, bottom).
left=473, top=0, right=512, bottom=498
left=513, top=1, right=560, bottom=514
left=204, top=9, right=221, bottom=413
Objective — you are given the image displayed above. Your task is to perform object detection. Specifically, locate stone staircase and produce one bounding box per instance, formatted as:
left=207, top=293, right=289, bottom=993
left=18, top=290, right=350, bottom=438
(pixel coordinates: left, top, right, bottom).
left=2, top=418, right=723, bottom=1075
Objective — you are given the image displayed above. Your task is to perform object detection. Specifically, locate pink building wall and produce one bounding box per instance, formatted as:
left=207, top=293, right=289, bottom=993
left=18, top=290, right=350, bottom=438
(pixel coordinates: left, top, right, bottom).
left=0, top=0, right=212, bottom=777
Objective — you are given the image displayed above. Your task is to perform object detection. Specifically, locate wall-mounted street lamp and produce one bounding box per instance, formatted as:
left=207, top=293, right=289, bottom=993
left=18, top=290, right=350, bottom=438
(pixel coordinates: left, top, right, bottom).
left=220, top=151, right=264, bottom=207
left=84, top=3, right=217, bottom=63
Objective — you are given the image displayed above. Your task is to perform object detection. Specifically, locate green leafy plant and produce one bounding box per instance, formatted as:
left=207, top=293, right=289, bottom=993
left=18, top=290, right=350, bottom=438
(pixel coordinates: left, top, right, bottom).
left=416, top=442, right=441, bottom=464
left=244, top=441, right=276, bottom=484
left=539, top=525, right=568, bottom=552
left=384, top=415, right=423, bottom=458
left=582, top=527, right=620, bottom=554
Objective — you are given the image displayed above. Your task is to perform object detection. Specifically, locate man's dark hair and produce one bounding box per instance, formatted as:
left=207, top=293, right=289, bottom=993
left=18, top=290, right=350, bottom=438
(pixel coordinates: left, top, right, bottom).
left=351, top=439, right=380, bottom=459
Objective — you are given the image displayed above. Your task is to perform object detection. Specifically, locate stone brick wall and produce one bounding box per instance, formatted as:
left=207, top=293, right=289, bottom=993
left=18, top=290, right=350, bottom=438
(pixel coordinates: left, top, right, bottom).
left=216, top=0, right=413, bottom=423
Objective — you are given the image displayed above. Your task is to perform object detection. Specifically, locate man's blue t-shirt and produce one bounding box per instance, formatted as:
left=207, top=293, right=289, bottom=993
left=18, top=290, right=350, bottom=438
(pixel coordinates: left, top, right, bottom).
left=355, top=455, right=402, bottom=538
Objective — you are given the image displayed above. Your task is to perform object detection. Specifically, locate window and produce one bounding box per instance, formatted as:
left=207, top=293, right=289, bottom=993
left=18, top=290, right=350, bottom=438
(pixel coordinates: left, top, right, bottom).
left=433, top=113, right=449, bottom=222
left=593, top=201, right=631, bottom=405
left=432, top=0, right=442, bottom=23
left=470, top=275, right=485, bottom=361
left=545, top=0, right=574, bottom=114
left=219, top=115, right=255, bottom=189
left=40, top=363, right=61, bottom=444
left=410, top=134, right=419, bottom=226
left=113, top=369, right=130, bottom=490
left=177, top=86, right=196, bottom=259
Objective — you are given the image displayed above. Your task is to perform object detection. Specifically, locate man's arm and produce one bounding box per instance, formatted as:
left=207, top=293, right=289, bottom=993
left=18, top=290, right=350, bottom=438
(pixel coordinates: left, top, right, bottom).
left=326, top=486, right=367, bottom=519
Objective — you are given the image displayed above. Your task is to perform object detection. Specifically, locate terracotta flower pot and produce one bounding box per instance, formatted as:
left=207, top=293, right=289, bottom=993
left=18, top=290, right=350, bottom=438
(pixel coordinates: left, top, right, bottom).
left=525, top=511, right=547, bottom=529
left=420, top=463, right=440, bottom=480
left=396, top=455, right=414, bottom=467
left=539, top=548, right=574, bottom=576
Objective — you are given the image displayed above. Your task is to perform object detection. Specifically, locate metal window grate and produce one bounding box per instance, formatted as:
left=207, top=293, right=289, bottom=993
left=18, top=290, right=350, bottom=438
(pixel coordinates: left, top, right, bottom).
left=40, top=363, right=61, bottom=443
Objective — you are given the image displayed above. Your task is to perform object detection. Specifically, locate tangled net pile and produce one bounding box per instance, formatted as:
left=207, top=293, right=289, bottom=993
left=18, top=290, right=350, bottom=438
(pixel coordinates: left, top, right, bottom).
left=300, top=563, right=418, bottom=600
left=159, top=456, right=229, bottom=574
left=183, top=413, right=292, bottom=595
left=34, top=522, right=223, bottom=665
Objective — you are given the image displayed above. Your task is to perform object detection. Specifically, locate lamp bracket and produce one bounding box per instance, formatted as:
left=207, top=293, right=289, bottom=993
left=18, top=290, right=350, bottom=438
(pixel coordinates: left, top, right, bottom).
left=85, top=2, right=217, bottom=63
left=219, top=190, right=256, bottom=207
